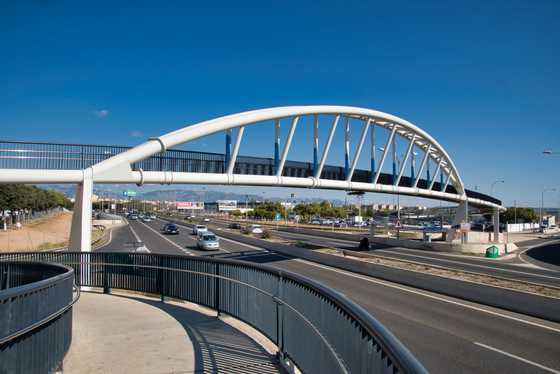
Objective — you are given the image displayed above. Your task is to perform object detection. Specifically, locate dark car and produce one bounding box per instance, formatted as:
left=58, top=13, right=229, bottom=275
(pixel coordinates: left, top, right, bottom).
left=228, top=223, right=241, bottom=229
left=164, top=224, right=179, bottom=235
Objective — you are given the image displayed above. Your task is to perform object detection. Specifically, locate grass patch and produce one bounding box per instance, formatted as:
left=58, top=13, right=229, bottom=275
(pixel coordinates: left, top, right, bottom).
left=295, top=241, right=327, bottom=250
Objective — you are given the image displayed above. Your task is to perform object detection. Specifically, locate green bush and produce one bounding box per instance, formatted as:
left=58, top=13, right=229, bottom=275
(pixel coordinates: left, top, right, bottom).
left=261, top=227, right=272, bottom=239
left=242, top=226, right=252, bottom=235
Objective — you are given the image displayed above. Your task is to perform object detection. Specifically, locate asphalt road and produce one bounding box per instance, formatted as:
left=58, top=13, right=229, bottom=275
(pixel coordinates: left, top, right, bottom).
left=237, top=224, right=560, bottom=288
left=96, top=216, right=560, bottom=374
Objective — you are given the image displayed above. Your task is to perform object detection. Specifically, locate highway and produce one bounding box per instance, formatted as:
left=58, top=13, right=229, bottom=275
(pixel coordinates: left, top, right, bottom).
left=96, top=216, right=560, bottom=374
left=205, top=219, right=560, bottom=288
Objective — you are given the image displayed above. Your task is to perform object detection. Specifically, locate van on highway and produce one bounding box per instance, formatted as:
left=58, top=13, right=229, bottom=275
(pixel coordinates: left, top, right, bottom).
left=197, top=231, right=220, bottom=251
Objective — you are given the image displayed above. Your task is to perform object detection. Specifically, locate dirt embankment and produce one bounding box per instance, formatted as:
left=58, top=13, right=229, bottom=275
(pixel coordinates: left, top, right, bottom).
left=0, top=212, right=73, bottom=252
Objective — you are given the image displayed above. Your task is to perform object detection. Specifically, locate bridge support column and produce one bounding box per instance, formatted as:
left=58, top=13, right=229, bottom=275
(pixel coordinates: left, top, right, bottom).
left=69, top=168, right=93, bottom=252
left=446, top=199, right=468, bottom=244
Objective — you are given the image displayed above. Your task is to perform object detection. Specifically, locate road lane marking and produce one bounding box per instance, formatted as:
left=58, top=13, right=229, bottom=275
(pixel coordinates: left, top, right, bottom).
left=129, top=226, right=150, bottom=252
left=370, top=250, right=560, bottom=282
left=474, top=342, right=560, bottom=373
left=292, top=260, right=560, bottom=333
left=518, top=239, right=560, bottom=271
left=139, top=221, right=194, bottom=256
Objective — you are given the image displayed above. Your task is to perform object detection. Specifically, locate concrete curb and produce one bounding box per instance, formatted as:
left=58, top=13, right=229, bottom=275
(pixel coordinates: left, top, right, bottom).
left=215, top=227, right=560, bottom=323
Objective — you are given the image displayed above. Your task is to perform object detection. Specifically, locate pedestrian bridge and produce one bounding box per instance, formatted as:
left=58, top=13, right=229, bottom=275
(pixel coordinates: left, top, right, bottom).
left=0, top=106, right=505, bottom=250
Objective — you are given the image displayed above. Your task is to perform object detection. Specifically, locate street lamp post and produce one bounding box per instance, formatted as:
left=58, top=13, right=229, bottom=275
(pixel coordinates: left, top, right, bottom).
left=245, top=195, right=248, bottom=226
left=491, top=180, right=506, bottom=197
left=541, top=188, right=556, bottom=226
left=202, top=187, right=205, bottom=214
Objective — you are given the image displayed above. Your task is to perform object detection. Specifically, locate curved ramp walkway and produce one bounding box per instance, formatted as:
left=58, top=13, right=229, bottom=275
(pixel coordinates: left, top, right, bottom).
left=64, top=291, right=286, bottom=374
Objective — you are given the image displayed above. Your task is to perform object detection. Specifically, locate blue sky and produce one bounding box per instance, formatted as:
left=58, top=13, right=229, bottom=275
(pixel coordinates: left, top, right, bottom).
left=1, top=1, right=559, bottom=208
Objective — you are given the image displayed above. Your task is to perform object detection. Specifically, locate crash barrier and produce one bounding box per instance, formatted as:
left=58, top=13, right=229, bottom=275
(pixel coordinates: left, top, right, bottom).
left=0, top=252, right=426, bottom=374
left=0, top=261, right=78, bottom=374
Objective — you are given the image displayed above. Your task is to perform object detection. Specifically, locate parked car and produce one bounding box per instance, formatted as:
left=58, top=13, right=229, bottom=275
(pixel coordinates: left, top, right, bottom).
left=142, top=216, right=151, bottom=222
left=550, top=225, right=558, bottom=230
left=251, top=225, right=263, bottom=234
left=193, top=225, right=208, bottom=235
left=197, top=231, right=220, bottom=251
left=164, top=224, right=179, bottom=235
left=228, top=223, right=241, bottom=229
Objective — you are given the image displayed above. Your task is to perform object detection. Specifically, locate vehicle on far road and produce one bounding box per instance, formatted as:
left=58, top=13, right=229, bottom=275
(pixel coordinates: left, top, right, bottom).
left=550, top=225, right=558, bottom=230
left=203, top=217, right=210, bottom=222
left=251, top=225, right=263, bottom=234
left=164, top=224, right=179, bottom=235
left=228, top=223, right=241, bottom=229
left=150, top=214, right=156, bottom=219
left=130, top=214, right=138, bottom=220
left=142, top=216, right=151, bottom=222
left=193, top=225, right=208, bottom=235
left=197, top=231, right=220, bottom=251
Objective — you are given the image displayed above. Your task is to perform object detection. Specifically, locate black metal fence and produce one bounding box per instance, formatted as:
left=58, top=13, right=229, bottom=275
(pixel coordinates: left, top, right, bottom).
left=0, top=252, right=426, bottom=374
left=0, top=261, right=77, bottom=374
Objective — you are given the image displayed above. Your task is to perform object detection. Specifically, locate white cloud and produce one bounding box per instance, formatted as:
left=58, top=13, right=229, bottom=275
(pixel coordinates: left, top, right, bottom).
left=131, top=130, right=145, bottom=138
left=94, top=109, right=109, bottom=118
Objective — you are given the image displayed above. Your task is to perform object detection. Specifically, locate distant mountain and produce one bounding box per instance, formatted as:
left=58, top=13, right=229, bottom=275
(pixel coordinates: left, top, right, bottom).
left=38, top=185, right=345, bottom=206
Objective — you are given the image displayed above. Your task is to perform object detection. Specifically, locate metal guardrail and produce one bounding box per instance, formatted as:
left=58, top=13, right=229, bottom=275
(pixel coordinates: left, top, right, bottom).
left=0, top=252, right=427, bottom=374
left=0, top=261, right=78, bottom=374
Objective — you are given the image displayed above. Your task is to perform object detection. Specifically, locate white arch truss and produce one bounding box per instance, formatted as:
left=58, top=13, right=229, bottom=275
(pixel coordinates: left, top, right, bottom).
left=0, top=106, right=506, bottom=251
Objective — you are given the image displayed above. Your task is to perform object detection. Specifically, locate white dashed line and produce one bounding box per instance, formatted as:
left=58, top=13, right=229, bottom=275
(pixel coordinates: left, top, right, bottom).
left=139, top=221, right=195, bottom=256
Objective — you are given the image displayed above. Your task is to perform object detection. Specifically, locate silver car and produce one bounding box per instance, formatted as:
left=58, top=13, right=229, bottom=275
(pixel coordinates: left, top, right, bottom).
left=196, top=231, right=220, bottom=251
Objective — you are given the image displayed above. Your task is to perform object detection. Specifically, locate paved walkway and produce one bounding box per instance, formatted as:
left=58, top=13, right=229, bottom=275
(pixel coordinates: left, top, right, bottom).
left=64, top=291, right=287, bottom=374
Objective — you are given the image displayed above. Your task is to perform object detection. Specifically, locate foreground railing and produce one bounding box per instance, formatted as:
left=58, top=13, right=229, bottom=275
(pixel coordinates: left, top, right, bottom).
left=0, top=261, right=78, bottom=374
left=0, top=252, right=427, bottom=374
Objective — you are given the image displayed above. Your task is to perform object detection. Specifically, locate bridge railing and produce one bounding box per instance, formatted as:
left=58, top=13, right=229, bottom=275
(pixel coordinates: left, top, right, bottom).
left=0, top=252, right=426, bottom=374
left=0, top=261, right=78, bottom=374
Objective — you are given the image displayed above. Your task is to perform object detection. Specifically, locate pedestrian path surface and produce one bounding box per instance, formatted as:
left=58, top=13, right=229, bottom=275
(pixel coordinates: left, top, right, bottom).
left=64, top=291, right=287, bottom=374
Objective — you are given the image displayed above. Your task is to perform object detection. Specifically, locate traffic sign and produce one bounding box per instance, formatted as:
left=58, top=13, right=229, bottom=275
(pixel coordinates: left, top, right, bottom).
left=460, top=221, right=470, bottom=232
left=394, top=220, right=403, bottom=229
left=123, top=190, right=136, bottom=197
left=275, top=214, right=281, bottom=221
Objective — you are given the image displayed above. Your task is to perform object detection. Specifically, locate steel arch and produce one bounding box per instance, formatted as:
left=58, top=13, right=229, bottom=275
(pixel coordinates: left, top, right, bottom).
left=88, top=106, right=467, bottom=204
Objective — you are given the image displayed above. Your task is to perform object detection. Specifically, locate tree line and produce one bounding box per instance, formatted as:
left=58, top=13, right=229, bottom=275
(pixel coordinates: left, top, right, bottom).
left=0, top=184, right=74, bottom=211
left=228, top=200, right=347, bottom=220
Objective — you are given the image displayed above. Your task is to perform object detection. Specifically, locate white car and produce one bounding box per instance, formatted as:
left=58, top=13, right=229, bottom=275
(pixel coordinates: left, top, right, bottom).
left=150, top=214, right=156, bottom=219
left=193, top=225, right=208, bottom=235
left=251, top=225, right=263, bottom=234
left=196, top=231, right=220, bottom=251
left=203, top=217, right=210, bottom=222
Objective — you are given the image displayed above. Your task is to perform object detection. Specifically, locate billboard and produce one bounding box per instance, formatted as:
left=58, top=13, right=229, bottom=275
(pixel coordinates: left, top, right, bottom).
left=217, top=200, right=237, bottom=211
left=177, top=202, right=204, bottom=210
